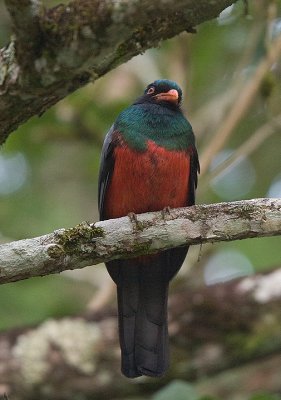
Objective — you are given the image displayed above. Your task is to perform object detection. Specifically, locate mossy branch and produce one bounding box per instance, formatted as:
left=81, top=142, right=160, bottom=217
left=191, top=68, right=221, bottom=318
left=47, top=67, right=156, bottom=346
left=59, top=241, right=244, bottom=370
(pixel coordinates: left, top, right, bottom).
left=0, top=0, right=237, bottom=144
left=0, top=198, right=280, bottom=285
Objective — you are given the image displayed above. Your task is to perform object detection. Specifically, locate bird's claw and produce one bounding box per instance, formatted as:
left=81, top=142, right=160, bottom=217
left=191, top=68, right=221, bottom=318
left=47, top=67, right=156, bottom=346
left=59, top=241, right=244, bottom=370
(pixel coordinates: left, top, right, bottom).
left=128, top=212, right=139, bottom=230
left=161, top=206, right=171, bottom=221
left=128, top=212, right=137, bottom=223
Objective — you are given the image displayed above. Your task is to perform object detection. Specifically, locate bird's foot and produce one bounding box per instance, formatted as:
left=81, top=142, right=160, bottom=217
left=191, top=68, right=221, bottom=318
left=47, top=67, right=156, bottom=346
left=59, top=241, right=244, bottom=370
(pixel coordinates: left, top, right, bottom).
left=161, top=206, right=171, bottom=221
left=128, top=212, right=145, bottom=232
left=128, top=212, right=137, bottom=224
left=128, top=212, right=139, bottom=231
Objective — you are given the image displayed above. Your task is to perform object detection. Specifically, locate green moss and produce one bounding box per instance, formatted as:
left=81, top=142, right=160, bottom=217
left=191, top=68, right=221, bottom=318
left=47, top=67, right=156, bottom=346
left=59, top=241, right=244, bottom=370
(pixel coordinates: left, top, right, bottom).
left=131, top=241, right=152, bottom=254
left=235, top=203, right=257, bottom=220
left=47, top=244, right=65, bottom=259
left=42, top=0, right=111, bottom=46
left=54, top=222, right=104, bottom=255
left=240, top=204, right=256, bottom=213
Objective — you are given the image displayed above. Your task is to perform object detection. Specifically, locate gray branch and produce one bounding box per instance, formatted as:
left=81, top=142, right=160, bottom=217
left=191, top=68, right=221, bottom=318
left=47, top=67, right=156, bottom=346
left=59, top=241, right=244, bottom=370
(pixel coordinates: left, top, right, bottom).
left=0, top=0, right=237, bottom=144
left=0, top=198, right=280, bottom=285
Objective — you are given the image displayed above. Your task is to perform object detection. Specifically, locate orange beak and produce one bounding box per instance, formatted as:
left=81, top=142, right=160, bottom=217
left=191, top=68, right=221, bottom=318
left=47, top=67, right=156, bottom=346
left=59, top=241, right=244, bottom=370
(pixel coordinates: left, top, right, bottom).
left=154, top=89, right=179, bottom=104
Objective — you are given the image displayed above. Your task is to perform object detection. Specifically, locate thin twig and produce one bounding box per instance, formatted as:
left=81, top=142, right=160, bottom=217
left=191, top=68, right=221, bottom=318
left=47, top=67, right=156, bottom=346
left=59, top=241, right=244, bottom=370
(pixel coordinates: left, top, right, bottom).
left=191, top=19, right=263, bottom=144
left=204, top=113, right=281, bottom=185
left=86, top=280, right=115, bottom=312
left=199, top=36, right=281, bottom=175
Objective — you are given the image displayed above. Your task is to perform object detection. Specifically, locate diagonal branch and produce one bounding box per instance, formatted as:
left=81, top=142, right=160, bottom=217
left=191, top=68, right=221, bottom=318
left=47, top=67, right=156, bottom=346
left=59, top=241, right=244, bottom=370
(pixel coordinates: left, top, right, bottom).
left=0, top=198, right=280, bottom=285
left=0, top=0, right=237, bottom=144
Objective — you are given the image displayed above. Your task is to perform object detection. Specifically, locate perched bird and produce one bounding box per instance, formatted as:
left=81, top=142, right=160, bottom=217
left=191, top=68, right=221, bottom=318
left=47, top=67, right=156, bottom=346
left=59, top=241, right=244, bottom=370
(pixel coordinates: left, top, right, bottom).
left=98, top=79, right=199, bottom=378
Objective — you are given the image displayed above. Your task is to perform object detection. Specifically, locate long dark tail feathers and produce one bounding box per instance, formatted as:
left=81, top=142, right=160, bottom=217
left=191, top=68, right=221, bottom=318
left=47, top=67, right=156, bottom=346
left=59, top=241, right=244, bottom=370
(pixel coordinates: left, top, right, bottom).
left=118, top=278, right=169, bottom=378
left=106, top=247, right=188, bottom=378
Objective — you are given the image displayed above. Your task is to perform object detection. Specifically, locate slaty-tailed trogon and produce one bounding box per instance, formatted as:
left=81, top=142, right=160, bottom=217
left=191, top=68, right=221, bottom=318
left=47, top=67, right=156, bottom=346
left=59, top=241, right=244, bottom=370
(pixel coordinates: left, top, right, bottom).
left=98, top=79, right=199, bottom=378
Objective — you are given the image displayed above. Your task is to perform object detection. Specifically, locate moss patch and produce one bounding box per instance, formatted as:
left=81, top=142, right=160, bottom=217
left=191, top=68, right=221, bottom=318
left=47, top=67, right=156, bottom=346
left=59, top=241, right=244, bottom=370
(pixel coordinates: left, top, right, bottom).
left=131, top=241, right=152, bottom=254
left=54, top=222, right=104, bottom=255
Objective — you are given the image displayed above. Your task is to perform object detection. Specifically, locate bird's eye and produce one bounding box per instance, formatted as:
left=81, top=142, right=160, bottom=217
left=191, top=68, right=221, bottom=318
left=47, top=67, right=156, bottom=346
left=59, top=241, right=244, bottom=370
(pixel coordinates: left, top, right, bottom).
left=147, top=87, right=155, bottom=95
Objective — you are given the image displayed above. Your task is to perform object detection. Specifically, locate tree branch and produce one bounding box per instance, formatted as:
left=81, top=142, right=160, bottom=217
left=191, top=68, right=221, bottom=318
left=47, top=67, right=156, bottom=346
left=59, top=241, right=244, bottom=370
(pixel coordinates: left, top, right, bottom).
left=0, top=0, right=237, bottom=144
left=0, top=198, right=280, bottom=285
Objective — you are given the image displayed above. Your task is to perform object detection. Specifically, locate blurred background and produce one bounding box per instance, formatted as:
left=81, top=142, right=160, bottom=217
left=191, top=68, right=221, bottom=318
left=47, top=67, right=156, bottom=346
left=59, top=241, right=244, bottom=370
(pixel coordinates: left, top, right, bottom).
left=0, top=0, right=281, bottom=399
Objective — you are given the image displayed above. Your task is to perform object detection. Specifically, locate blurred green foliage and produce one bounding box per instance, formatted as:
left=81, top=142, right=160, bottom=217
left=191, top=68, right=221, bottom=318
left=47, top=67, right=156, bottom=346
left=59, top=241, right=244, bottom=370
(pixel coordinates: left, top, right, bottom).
left=249, top=394, right=281, bottom=400
left=152, top=380, right=198, bottom=400
left=130, top=379, right=281, bottom=400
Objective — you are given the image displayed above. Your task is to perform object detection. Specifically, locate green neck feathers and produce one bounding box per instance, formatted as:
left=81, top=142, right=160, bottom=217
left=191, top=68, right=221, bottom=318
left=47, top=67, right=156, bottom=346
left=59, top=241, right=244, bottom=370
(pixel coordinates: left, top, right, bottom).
left=115, top=103, right=195, bottom=152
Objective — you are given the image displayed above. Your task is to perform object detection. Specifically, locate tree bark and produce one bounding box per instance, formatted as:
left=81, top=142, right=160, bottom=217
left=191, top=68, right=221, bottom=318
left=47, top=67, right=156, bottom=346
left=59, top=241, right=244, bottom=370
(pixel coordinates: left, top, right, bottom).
left=0, top=0, right=238, bottom=144
left=0, top=198, right=280, bottom=285
left=0, top=267, right=280, bottom=399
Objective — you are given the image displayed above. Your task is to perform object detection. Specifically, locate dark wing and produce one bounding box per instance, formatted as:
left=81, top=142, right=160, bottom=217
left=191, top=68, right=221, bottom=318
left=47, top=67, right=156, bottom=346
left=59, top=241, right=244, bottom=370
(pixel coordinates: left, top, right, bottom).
left=187, top=144, right=200, bottom=206
left=98, top=125, right=116, bottom=220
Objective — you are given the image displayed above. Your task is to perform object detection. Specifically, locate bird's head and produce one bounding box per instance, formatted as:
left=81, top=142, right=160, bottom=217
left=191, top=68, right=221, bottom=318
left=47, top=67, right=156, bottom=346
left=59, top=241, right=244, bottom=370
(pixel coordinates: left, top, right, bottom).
left=142, top=79, right=183, bottom=107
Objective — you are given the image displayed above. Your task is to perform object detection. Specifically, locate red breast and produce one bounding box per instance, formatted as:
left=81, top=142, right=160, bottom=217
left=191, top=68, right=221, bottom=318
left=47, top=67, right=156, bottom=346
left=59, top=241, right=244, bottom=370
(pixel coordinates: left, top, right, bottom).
left=105, top=140, right=190, bottom=219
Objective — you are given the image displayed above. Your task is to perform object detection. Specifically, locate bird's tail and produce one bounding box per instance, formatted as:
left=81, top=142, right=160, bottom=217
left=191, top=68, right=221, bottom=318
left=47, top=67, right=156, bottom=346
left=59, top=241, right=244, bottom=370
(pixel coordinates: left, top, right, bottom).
left=107, top=248, right=187, bottom=378
left=118, top=259, right=169, bottom=378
